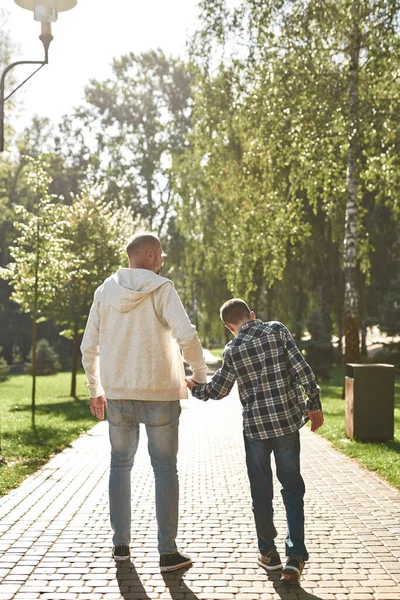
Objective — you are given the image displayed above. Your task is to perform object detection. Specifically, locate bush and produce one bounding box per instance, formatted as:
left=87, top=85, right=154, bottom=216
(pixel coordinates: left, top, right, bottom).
left=24, top=339, right=61, bottom=376
left=0, top=347, right=10, bottom=383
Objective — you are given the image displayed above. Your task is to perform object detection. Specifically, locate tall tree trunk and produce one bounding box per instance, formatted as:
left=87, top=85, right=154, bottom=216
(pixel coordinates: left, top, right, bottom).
left=70, top=321, right=79, bottom=399
left=359, top=275, right=368, bottom=357
left=31, top=316, right=37, bottom=429
left=344, top=0, right=361, bottom=367
left=31, top=217, right=40, bottom=429
left=361, top=321, right=368, bottom=356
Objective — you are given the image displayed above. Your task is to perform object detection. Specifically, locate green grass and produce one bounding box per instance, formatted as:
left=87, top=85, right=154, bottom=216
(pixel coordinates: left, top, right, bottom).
left=208, top=347, right=225, bottom=360
left=1, top=366, right=399, bottom=497
left=0, top=372, right=95, bottom=496
left=318, top=366, right=400, bottom=490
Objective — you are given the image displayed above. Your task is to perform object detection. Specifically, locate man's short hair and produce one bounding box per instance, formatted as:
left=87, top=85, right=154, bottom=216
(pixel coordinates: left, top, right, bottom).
left=126, top=232, right=160, bottom=257
left=220, top=298, right=251, bottom=324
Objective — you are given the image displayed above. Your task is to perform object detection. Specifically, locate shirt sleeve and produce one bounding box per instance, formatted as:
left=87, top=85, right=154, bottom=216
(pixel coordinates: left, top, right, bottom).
left=191, top=348, right=236, bottom=401
left=80, top=287, right=105, bottom=398
left=282, top=325, right=322, bottom=412
left=156, top=283, right=207, bottom=384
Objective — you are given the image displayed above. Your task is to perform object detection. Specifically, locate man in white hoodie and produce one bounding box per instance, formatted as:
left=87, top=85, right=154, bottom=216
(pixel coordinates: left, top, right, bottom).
left=81, top=232, right=207, bottom=571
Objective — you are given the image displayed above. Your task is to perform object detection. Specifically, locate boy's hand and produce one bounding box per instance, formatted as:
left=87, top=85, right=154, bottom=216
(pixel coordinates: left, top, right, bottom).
left=90, top=395, right=107, bottom=420
left=185, top=378, right=199, bottom=390
left=307, top=410, right=324, bottom=432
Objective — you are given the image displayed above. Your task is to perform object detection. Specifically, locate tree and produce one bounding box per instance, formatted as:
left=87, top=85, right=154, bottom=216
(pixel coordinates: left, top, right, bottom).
left=54, top=189, right=146, bottom=397
left=178, top=0, right=400, bottom=361
left=0, top=155, right=65, bottom=426
left=83, top=49, right=193, bottom=229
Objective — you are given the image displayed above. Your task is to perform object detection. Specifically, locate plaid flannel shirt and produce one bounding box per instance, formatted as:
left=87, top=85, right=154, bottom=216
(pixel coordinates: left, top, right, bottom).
left=191, top=320, right=321, bottom=440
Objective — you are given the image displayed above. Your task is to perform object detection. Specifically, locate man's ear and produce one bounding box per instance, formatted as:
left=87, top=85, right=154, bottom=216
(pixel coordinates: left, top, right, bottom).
left=250, top=311, right=256, bottom=320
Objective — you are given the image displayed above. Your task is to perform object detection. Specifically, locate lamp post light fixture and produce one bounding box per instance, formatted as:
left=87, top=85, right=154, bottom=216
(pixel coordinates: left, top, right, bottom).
left=0, top=0, right=77, bottom=152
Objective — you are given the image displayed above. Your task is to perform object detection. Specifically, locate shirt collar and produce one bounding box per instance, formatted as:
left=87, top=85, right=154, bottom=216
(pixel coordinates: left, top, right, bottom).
left=239, top=319, right=262, bottom=334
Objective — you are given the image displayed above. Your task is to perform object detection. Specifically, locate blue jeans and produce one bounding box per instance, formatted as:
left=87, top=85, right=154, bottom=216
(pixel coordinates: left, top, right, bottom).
left=107, top=399, right=181, bottom=554
left=244, top=430, right=308, bottom=561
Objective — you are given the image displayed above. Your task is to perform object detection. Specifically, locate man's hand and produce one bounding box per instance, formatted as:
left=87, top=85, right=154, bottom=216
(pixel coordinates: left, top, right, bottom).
left=307, top=410, right=324, bottom=432
left=185, top=378, right=199, bottom=391
left=90, top=395, right=107, bottom=420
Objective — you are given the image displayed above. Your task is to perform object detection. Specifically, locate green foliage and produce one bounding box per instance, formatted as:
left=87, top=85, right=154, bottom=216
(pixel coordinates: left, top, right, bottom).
left=0, top=153, right=147, bottom=404
left=54, top=187, right=145, bottom=338
left=0, top=155, right=66, bottom=321
left=173, top=0, right=400, bottom=349
left=83, top=49, right=193, bottom=228
left=24, top=339, right=61, bottom=376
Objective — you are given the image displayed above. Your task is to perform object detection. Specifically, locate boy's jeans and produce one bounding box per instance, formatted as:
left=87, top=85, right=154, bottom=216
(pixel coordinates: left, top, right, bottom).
left=244, top=430, right=309, bottom=561
left=107, top=399, right=181, bottom=554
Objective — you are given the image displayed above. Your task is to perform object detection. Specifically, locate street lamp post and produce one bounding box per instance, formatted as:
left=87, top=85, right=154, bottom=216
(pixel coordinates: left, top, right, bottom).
left=0, top=0, right=77, bottom=152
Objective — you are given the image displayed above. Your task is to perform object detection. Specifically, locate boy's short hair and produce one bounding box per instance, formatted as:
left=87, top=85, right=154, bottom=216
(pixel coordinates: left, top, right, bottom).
left=126, top=232, right=160, bottom=257
left=220, top=298, right=251, bottom=324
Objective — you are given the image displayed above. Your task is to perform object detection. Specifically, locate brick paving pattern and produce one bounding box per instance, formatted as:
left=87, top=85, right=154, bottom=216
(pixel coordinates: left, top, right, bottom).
left=0, top=387, right=399, bottom=600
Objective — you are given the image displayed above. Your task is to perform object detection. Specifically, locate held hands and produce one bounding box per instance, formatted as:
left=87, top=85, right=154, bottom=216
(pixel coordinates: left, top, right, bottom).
left=90, top=395, right=107, bottom=420
left=185, top=378, right=198, bottom=390
left=307, top=410, right=324, bottom=432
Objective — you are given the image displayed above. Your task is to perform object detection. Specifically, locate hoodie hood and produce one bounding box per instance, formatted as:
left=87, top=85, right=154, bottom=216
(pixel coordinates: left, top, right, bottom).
left=103, top=268, right=171, bottom=313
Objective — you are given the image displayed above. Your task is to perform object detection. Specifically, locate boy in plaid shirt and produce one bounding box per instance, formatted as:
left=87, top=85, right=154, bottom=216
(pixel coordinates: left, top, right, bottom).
left=186, top=298, right=323, bottom=586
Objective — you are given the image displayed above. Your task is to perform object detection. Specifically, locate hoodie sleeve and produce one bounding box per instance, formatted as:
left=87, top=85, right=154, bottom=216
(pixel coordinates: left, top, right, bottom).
left=80, top=286, right=105, bottom=398
left=156, top=283, right=208, bottom=384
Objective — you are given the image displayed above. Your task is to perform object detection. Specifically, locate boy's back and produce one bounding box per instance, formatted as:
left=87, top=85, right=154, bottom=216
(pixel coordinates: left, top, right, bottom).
left=192, top=319, right=321, bottom=440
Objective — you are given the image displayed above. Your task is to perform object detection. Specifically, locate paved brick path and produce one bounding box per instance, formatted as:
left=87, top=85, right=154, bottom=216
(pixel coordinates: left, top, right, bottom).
left=1, top=388, right=400, bottom=600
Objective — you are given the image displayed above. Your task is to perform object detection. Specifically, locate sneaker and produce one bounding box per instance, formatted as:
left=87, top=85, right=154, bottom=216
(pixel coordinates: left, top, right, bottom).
left=112, top=545, right=130, bottom=562
left=257, top=550, right=283, bottom=571
left=160, top=551, right=192, bottom=572
left=280, top=556, right=305, bottom=586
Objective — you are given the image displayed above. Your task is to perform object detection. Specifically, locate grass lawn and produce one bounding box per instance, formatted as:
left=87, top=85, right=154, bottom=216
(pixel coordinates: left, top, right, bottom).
left=318, top=366, right=400, bottom=490
left=0, top=372, right=94, bottom=496
left=0, top=365, right=399, bottom=497
left=208, top=347, right=225, bottom=360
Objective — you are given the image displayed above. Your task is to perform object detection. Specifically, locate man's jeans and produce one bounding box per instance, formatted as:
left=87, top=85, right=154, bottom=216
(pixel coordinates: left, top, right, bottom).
left=244, top=430, right=308, bottom=561
left=107, top=399, right=181, bottom=554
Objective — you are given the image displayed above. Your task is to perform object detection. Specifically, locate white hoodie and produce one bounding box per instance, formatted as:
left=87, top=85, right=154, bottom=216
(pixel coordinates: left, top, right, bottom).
left=80, top=268, right=207, bottom=401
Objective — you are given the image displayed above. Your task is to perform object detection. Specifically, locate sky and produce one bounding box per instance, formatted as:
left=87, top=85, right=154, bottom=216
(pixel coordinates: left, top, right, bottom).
left=1, top=0, right=201, bottom=135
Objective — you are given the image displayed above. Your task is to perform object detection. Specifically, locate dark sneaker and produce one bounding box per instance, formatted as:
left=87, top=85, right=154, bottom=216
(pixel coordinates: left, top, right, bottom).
left=280, top=557, right=305, bottom=586
left=160, top=551, right=192, bottom=572
left=257, top=550, right=283, bottom=571
left=112, top=545, right=130, bottom=562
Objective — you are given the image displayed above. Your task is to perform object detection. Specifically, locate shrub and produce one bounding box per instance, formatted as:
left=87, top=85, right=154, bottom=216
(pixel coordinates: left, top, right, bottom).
left=0, top=347, right=10, bottom=383
left=24, top=339, right=61, bottom=376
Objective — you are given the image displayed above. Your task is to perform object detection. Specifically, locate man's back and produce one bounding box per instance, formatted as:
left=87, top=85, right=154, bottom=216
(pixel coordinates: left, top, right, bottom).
left=81, top=268, right=207, bottom=401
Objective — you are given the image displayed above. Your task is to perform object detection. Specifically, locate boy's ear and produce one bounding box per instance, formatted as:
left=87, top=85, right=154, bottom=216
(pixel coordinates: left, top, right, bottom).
left=250, top=311, right=256, bottom=320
